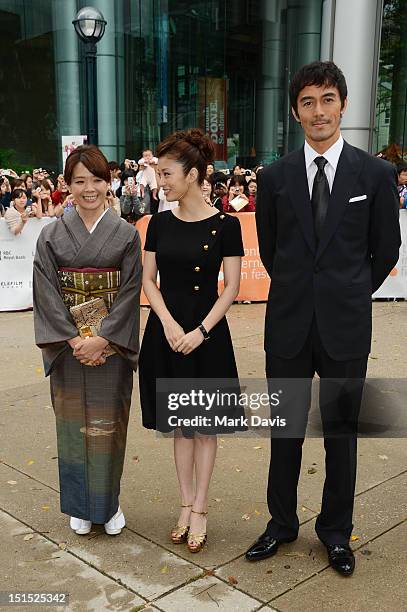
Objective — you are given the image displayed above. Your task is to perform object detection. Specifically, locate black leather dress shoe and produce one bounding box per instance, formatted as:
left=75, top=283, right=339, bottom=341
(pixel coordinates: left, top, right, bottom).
left=245, top=533, right=297, bottom=561
left=326, top=544, right=355, bottom=576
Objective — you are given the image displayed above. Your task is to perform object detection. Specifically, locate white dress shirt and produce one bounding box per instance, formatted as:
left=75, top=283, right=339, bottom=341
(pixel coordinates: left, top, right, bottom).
left=304, top=134, right=344, bottom=198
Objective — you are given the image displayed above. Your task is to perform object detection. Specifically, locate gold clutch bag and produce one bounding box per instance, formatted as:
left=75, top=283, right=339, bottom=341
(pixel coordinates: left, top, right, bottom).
left=70, top=297, right=115, bottom=357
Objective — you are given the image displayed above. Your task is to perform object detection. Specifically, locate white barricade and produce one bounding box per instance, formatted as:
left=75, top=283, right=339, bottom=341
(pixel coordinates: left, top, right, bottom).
left=0, top=212, right=405, bottom=312
left=373, top=210, right=407, bottom=299
left=0, top=217, right=55, bottom=311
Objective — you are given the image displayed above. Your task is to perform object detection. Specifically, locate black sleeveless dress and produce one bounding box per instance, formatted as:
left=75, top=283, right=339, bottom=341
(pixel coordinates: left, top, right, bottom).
left=139, top=210, right=247, bottom=435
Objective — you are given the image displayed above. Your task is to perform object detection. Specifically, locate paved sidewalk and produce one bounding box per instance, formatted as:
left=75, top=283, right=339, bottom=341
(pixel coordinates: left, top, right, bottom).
left=0, top=302, right=406, bottom=611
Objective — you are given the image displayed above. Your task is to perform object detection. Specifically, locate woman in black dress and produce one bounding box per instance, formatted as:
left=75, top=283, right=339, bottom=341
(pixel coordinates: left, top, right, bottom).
left=139, top=129, right=245, bottom=553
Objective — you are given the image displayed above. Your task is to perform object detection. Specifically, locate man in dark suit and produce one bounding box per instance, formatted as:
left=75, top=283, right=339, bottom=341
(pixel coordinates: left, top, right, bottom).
left=246, top=61, right=401, bottom=576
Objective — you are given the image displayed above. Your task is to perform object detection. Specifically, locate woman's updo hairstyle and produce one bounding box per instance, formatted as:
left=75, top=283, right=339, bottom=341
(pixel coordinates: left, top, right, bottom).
left=156, top=128, right=215, bottom=185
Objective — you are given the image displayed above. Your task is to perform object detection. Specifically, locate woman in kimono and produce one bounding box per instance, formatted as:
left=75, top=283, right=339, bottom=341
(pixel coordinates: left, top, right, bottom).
left=33, top=145, right=142, bottom=536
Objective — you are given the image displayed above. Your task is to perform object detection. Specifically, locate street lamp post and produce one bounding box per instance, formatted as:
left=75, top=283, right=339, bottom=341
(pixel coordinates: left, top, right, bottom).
left=73, top=6, right=107, bottom=145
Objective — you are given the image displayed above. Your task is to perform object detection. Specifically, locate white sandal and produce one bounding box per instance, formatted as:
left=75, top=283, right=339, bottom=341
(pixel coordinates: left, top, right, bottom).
left=104, top=507, right=125, bottom=535
left=70, top=516, right=92, bottom=535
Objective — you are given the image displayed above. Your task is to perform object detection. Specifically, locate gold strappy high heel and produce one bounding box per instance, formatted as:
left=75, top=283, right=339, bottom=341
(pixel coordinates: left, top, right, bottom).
left=187, top=510, right=208, bottom=553
left=170, top=504, right=192, bottom=544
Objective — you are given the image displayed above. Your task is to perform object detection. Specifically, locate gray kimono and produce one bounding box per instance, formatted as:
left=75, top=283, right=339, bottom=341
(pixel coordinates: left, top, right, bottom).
left=33, top=208, right=142, bottom=523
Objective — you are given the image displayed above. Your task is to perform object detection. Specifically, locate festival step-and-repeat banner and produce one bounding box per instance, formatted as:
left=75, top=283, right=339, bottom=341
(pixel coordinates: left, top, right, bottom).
left=0, top=212, right=406, bottom=311
left=0, top=218, right=55, bottom=311
left=136, top=213, right=270, bottom=305
left=137, top=211, right=407, bottom=305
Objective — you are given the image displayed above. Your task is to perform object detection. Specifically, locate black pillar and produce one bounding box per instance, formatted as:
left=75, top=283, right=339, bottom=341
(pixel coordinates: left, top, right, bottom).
left=84, top=42, right=98, bottom=145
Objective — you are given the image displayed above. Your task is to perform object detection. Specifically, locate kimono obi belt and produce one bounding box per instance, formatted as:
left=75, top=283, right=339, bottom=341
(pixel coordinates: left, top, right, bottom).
left=58, top=267, right=121, bottom=309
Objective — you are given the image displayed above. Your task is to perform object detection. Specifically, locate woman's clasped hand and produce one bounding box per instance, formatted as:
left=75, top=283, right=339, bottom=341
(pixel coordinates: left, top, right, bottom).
left=69, top=335, right=110, bottom=366
left=162, top=317, right=204, bottom=355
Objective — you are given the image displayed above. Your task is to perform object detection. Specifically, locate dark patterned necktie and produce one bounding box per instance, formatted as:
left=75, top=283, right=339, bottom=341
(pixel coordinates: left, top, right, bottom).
left=311, top=156, right=329, bottom=242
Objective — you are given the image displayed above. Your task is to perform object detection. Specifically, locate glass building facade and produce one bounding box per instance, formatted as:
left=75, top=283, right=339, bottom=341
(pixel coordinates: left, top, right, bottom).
left=0, top=0, right=406, bottom=172
left=374, top=0, right=407, bottom=159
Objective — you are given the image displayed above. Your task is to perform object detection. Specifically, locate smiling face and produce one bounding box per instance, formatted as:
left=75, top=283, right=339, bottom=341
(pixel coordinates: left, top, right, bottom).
left=157, top=155, right=194, bottom=201
left=68, top=162, right=108, bottom=214
left=293, top=84, right=346, bottom=151
left=13, top=191, right=27, bottom=211
left=39, top=185, right=51, bottom=199
left=201, top=178, right=212, bottom=198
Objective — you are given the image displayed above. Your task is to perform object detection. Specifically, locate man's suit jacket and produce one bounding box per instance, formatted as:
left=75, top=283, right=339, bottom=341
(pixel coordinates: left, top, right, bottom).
left=256, top=141, right=401, bottom=361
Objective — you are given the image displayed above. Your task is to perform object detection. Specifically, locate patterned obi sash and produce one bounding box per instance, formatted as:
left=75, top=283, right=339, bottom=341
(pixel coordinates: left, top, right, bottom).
left=58, top=267, right=120, bottom=310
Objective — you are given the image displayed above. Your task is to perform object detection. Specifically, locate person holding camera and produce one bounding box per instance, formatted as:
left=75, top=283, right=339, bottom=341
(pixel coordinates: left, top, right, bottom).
left=33, top=180, right=63, bottom=217
left=119, top=172, right=139, bottom=222
left=222, top=175, right=255, bottom=213
left=52, top=175, right=70, bottom=205
left=210, top=174, right=228, bottom=212
left=4, top=188, right=41, bottom=234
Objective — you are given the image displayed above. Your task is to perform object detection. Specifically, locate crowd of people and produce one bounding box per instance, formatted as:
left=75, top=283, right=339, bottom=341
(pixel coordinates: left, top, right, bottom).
left=0, top=151, right=266, bottom=236
left=2, top=151, right=406, bottom=238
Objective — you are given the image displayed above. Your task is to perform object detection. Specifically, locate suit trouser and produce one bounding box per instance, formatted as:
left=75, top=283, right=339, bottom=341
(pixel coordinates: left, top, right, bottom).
left=265, top=318, right=368, bottom=546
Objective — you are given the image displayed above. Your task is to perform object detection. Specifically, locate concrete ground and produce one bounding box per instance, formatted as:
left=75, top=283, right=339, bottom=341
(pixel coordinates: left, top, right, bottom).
left=0, top=302, right=406, bottom=612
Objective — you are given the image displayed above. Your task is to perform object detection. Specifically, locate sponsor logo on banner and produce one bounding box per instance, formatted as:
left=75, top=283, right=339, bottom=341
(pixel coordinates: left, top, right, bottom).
left=0, top=218, right=55, bottom=311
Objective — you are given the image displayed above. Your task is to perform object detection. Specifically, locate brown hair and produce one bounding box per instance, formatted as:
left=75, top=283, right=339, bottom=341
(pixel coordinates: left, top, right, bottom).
left=289, top=61, right=347, bottom=115
left=156, top=128, right=215, bottom=185
left=39, top=179, right=52, bottom=192
left=11, top=188, right=27, bottom=202
left=64, top=145, right=110, bottom=185
left=11, top=178, right=25, bottom=190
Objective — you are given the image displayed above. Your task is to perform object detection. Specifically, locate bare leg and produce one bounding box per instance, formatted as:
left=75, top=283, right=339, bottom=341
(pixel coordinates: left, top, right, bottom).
left=173, top=431, right=195, bottom=528
left=189, top=434, right=217, bottom=543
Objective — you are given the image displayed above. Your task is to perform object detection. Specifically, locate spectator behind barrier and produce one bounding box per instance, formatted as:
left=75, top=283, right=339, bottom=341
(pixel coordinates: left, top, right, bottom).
left=247, top=178, right=257, bottom=208
left=108, top=161, right=122, bottom=196
left=396, top=161, right=407, bottom=208
left=210, top=172, right=228, bottom=212
left=32, top=179, right=63, bottom=217
left=119, top=171, right=139, bottom=222
left=0, top=176, right=12, bottom=211
left=206, top=163, right=215, bottom=176
left=52, top=174, right=70, bottom=205
left=4, top=188, right=41, bottom=235
left=222, top=175, right=255, bottom=213
left=201, top=177, right=213, bottom=206
left=20, top=173, right=33, bottom=198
